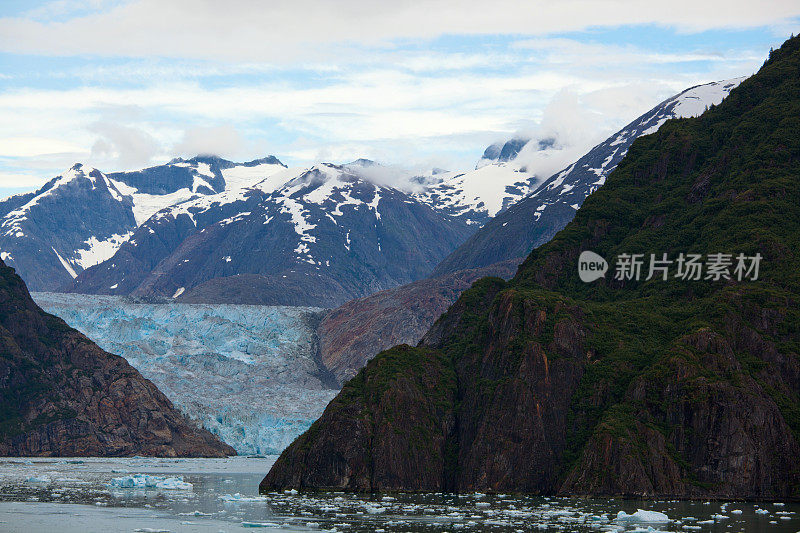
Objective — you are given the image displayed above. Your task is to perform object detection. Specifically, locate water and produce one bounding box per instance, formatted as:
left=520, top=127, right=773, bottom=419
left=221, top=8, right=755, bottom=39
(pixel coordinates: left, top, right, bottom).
left=0, top=457, right=796, bottom=532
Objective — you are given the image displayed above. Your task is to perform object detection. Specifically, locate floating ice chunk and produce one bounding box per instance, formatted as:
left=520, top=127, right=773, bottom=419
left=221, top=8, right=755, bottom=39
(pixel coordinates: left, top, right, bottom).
left=109, top=474, right=192, bottom=490
left=755, top=508, right=770, bottom=514
left=615, top=509, right=670, bottom=523
left=730, top=509, right=742, bottom=514
left=242, top=522, right=281, bottom=528
left=25, top=475, right=50, bottom=483
left=155, top=478, right=193, bottom=490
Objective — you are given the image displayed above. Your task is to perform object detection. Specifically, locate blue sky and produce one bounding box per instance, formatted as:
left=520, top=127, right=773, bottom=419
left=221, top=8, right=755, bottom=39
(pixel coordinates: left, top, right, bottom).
left=0, top=0, right=798, bottom=199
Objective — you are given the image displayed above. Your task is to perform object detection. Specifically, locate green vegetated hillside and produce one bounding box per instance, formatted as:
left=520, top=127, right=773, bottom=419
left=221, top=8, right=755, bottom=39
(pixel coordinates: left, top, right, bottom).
left=262, top=35, right=800, bottom=499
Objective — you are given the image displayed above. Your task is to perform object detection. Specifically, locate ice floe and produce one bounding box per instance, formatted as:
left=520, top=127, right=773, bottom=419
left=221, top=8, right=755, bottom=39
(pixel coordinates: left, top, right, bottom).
left=109, top=474, right=192, bottom=490
left=615, top=509, right=670, bottom=523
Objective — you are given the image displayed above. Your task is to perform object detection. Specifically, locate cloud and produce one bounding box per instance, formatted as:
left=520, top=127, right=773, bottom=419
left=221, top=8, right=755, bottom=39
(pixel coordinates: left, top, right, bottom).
left=512, top=87, right=641, bottom=180
left=0, top=171, right=49, bottom=190
left=343, top=161, right=424, bottom=192
left=0, top=1, right=799, bottom=61
left=0, top=136, right=85, bottom=158
left=89, top=121, right=161, bottom=168
left=173, top=124, right=245, bottom=159
left=0, top=4, right=786, bottom=190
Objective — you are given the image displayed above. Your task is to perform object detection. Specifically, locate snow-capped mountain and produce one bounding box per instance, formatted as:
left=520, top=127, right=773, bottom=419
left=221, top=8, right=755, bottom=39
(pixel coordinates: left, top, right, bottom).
left=432, top=77, right=746, bottom=276
left=69, top=163, right=475, bottom=307
left=1, top=78, right=745, bottom=298
left=108, top=155, right=286, bottom=224
left=0, top=164, right=137, bottom=291
left=410, top=137, right=561, bottom=226
left=0, top=156, right=287, bottom=291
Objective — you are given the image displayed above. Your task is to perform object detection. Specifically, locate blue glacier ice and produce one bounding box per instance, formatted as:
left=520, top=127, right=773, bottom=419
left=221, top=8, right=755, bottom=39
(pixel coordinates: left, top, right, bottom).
left=33, top=293, right=338, bottom=455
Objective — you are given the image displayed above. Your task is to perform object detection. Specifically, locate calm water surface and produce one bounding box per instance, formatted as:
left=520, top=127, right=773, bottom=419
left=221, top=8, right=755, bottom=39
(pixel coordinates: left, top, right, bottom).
left=0, top=457, right=795, bottom=532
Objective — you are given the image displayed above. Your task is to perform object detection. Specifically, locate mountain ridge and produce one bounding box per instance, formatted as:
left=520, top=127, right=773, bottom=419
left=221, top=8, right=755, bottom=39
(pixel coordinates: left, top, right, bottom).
left=0, top=156, right=288, bottom=291
left=69, top=163, right=476, bottom=307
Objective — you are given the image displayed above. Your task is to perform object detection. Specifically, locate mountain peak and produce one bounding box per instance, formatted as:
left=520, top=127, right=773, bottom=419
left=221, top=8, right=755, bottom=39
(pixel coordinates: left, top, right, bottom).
left=242, top=155, right=285, bottom=167
left=346, top=158, right=378, bottom=168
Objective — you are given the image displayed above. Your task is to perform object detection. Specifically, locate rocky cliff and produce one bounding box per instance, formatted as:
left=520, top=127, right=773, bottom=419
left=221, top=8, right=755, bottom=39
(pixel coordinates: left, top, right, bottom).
left=318, top=260, right=520, bottom=385
left=0, top=259, right=235, bottom=457
left=262, top=36, right=800, bottom=498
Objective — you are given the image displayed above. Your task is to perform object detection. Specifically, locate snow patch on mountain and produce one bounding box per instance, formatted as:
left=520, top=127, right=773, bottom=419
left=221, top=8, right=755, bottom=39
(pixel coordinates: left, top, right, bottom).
left=52, top=248, right=77, bottom=278
left=411, top=164, right=536, bottom=226
left=74, top=232, right=135, bottom=270
left=221, top=161, right=287, bottom=190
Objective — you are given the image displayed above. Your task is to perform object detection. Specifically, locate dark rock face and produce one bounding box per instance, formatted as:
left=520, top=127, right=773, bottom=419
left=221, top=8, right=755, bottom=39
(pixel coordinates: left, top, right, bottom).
left=559, top=328, right=800, bottom=498
left=176, top=272, right=351, bottom=308
left=480, top=137, right=530, bottom=164
left=71, top=164, right=475, bottom=308
left=262, top=345, right=458, bottom=492
left=261, top=37, right=800, bottom=498
left=432, top=77, right=744, bottom=276
left=318, top=260, right=520, bottom=385
left=0, top=259, right=235, bottom=457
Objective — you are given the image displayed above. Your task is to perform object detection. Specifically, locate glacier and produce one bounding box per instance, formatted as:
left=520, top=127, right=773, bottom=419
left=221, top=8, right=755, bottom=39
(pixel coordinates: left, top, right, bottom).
left=33, top=293, right=338, bottom=455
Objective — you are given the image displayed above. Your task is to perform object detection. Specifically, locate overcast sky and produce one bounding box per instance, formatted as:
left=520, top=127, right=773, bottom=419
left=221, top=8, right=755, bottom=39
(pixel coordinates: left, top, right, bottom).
left=1, top=0, right=799, bottom=198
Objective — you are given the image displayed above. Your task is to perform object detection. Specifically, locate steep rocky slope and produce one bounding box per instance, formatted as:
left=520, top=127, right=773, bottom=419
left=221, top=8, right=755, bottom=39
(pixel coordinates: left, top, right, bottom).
left=432, top=77, right=744, bottom=276
left=318, top=260, right=520, bottom=385
left=0, top=260, right=235, bottom=457
left=262, top=37, right=800, bottom=498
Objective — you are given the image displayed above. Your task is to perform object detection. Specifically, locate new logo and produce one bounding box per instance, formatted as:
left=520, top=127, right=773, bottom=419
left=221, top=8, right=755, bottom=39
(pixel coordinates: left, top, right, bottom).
left=578, top=251, right=608, bottom=282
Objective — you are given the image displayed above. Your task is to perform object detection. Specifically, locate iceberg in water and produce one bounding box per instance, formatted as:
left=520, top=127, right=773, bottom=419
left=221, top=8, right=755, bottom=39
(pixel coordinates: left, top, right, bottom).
left=110, top=474, right=192, bottom=490
left=614, top=509, right=670, bottom=523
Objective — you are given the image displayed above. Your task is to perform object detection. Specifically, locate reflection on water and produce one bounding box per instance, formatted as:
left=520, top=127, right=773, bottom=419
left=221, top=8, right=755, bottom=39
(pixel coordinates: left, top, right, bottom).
left=0, top=457, right=796, bottom=532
